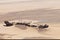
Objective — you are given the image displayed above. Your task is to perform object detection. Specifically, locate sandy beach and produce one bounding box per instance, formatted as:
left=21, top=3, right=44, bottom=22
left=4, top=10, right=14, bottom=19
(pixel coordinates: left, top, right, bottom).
left=0, top=0, right=60, bottom=39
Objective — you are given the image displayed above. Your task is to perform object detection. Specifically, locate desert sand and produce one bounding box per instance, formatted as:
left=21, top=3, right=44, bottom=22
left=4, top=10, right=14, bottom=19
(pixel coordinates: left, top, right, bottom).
left=0, top=9, right=60, bottom=39
left=0, top=21, right=60, bottom=39
left=0, top=0, right=60, bottom=39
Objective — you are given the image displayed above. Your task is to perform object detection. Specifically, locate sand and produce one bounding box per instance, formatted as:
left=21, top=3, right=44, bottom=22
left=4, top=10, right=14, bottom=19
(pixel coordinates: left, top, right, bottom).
left=0, top=22, right=60, bottom=39
left=0, top=8, right=60, bottom=39
left=0, top=0, right=60, bottom=39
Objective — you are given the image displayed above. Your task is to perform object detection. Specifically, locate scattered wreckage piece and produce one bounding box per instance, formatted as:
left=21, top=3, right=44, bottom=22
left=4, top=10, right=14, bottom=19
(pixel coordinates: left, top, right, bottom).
left=3, top=20, right=49, bottom=29
left=38, top=24, right=49, bottom=29
left=4, top=21, right=13, bottom=26
left=15, top=22, right=30, bottom=26
left=30, top=25, right=37, bottom=27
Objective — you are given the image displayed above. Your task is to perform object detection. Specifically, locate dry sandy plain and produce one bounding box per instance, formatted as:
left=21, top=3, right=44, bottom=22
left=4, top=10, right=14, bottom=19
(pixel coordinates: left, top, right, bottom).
left=0, top=0, right=60, bottom=39
left=0, top=9, right=60, bottom=39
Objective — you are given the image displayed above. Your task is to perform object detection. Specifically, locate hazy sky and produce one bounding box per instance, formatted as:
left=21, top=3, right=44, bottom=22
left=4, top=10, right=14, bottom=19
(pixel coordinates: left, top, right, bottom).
left=0, top=0, right=60, bottom=13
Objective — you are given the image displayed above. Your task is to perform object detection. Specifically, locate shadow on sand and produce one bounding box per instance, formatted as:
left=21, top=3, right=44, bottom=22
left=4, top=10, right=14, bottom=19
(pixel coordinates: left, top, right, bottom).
left=38, top=28, right=48, bottom=32
left=37, top=28, right=50, bottom=35
left=15, top=25, right=27, bottom=30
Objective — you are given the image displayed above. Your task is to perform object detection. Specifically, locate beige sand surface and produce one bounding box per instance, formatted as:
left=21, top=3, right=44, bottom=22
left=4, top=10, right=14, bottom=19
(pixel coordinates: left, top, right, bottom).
left=0, top=22, right=60, bottom=39
left=0, top=9, right=60, bottom=39
left=0, top=9, right=60, bottom=23
left=0, top=0, right=60, bottom=39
